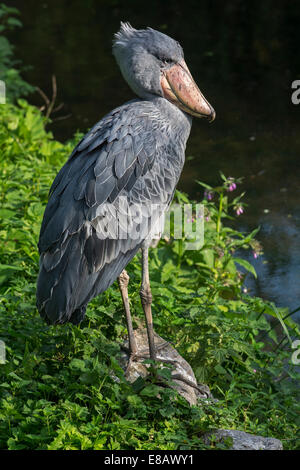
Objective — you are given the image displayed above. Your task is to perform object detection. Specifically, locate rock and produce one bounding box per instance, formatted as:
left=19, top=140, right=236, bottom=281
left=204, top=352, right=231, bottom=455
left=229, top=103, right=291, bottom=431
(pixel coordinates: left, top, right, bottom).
left=202, top=429, right=283, bottom=450
left=119, top=328, right=213, bottom=406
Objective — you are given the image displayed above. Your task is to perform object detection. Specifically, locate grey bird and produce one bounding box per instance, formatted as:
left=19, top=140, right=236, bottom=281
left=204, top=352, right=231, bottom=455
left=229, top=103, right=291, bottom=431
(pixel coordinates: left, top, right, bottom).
left=36, top=22, right=215, bottom=362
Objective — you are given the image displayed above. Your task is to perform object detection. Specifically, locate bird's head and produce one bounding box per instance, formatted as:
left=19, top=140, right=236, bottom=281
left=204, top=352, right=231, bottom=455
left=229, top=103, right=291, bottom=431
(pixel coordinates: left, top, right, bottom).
left=113, top=22, right=215, bottom=122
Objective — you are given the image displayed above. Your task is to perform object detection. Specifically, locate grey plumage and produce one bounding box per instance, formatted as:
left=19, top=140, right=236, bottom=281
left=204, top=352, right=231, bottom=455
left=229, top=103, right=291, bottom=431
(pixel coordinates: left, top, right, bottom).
left=37, top=99, right=190, bottom=324
left=36, top=22, right=214, bottom=326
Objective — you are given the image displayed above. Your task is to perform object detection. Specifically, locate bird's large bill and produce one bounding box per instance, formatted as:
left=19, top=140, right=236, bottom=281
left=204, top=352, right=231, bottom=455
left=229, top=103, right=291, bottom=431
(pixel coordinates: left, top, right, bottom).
left=161, top=59, right=215, bottom=122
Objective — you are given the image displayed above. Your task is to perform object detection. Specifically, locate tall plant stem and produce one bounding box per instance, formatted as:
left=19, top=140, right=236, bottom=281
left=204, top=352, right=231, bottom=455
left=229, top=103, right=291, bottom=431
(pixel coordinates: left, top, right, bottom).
left=216, top=191, right=223, bottom=238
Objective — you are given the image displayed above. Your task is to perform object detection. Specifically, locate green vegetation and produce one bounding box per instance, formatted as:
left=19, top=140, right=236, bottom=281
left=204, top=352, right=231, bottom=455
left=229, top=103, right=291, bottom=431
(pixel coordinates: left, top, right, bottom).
left=0, top=4, right=299, bottom=450
left=0, top=98, right=299, bottom=450
left=0, top=3, right=34, bottom=101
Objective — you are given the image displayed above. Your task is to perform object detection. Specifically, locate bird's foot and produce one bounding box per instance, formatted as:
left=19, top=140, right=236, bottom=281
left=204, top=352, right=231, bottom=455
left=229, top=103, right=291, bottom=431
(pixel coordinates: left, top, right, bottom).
left=170, top=373, right=211, bottom=396
left=121, top=340, right=171, bottom=362
left=125, top=353, right=136, bottom=375
left=121, top=344, right=210, bottom=398
left=120, top=345, right=149, bottom=372
left=131, top=340, right=171, bottom=360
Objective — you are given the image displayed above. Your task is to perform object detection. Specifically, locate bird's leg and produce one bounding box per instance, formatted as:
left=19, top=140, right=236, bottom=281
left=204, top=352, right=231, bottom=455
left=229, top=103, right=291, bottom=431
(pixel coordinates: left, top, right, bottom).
left=118, top=270, right=138, bottom=359
left=140, top=245, right=156, bottom=361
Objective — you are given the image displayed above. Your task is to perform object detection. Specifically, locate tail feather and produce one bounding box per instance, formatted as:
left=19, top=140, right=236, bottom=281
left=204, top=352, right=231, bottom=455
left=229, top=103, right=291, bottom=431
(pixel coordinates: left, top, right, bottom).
left=36, top=231, right=141, bottom=325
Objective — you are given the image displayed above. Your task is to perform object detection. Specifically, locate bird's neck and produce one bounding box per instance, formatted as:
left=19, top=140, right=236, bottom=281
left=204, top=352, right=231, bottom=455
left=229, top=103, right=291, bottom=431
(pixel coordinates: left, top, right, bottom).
left=146, top=96, right=192, bottom=144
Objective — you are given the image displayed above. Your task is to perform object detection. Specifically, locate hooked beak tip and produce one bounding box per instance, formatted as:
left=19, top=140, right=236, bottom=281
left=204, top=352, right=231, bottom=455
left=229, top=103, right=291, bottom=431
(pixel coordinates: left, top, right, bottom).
left=209, top=108, right=216, bottom=123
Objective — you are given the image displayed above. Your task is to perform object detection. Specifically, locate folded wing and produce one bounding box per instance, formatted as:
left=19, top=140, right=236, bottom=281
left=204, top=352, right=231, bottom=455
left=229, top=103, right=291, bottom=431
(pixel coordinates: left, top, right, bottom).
left=36, top=101, right=176, bottom=324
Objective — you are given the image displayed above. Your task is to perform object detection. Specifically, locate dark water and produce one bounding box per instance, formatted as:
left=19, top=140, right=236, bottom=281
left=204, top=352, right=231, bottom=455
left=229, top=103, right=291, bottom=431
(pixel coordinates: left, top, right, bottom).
left=8, top=0, right=300, bottom=319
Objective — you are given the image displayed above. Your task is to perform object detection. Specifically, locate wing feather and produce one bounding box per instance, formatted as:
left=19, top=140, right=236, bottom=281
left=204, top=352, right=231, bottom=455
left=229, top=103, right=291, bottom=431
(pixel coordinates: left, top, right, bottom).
left=37, top=100, right=179, bottom=325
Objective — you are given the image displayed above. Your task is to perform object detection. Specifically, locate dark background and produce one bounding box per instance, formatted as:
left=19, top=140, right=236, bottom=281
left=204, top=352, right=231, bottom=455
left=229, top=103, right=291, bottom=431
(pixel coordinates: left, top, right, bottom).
left=7, top=0, right=300, bottom=317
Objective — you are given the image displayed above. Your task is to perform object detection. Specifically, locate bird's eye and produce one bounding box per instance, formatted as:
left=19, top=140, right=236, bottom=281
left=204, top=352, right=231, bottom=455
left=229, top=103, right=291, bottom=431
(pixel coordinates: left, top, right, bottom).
left=161, top=58, right=173, bottom=66
left=154, top=55, right=173, bottom=66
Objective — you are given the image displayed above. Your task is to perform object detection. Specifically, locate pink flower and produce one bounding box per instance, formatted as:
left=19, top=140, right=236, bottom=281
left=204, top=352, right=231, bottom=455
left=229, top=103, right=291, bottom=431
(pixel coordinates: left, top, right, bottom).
left=236, top=206, right=244, bottom=216
left=204, top=190, right=214, bottom=200
left=227, top=178, right=237, bottom=192
left=253, top=251, right=258, bottom=259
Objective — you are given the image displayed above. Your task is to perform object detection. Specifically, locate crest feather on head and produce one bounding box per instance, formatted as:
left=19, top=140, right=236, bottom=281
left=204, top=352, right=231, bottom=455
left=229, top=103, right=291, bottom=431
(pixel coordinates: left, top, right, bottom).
left=113, top=22, right=137, bottom=49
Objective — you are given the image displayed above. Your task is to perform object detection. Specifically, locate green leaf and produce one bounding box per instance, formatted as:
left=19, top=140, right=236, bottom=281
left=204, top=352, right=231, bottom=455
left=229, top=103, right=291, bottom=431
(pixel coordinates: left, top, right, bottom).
left=214, top=364, right=228, bottom=375
left=234, top=257, right=257, bottom=278
left=200, top=248, right=215, bottom=268
left=0, top=264, right=23, bottom=286
left=69, top=358, right=86, bottom=371
left=7, top=17, right=22, bottom=28
left=140, top=384, right=161, bottom=397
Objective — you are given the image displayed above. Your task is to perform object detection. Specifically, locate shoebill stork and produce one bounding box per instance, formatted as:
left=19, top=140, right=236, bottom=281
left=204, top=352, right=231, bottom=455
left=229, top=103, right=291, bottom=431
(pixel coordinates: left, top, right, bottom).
left=36, top=23, right=215, bottom=361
